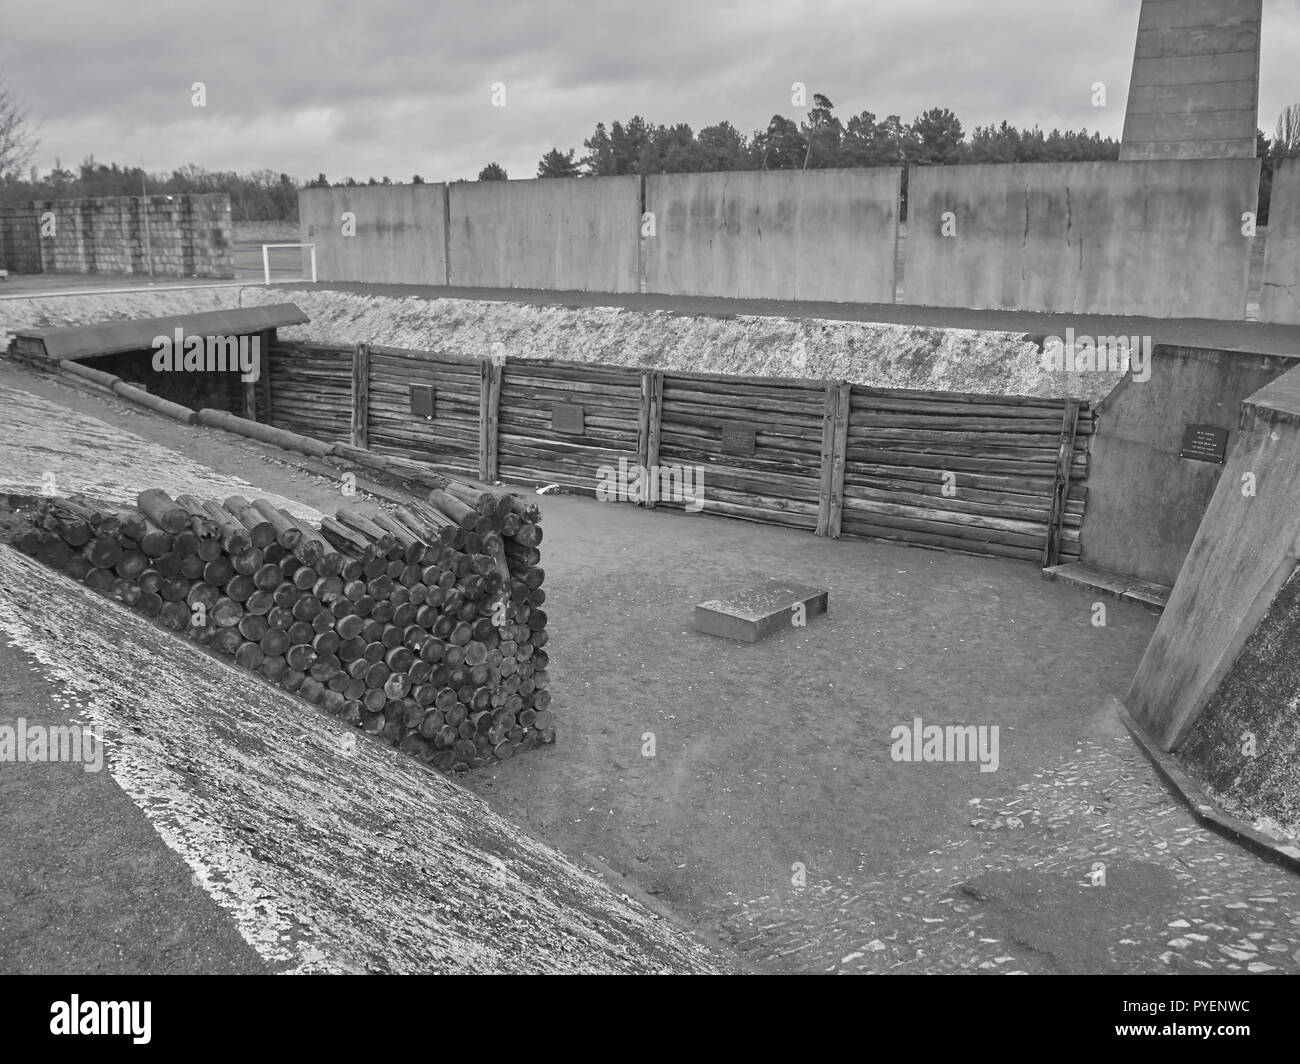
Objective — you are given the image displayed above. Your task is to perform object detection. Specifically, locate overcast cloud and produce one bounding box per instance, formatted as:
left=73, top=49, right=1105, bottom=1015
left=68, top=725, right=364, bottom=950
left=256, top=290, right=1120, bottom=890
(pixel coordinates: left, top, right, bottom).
left=3, top=0, right=1298, bottom=182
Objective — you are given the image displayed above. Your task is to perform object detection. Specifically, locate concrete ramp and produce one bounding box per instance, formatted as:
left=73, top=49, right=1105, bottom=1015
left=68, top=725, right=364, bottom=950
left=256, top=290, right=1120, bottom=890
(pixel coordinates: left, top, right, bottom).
left=1127, top=366, right=1300, bottom=841
left=1178, top=566, right=1300, bottom=837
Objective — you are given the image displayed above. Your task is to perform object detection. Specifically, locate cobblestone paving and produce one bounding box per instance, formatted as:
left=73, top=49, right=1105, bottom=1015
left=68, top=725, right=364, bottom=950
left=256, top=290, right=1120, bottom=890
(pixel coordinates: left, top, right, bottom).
left=724, top=737, right=1300, bottom=974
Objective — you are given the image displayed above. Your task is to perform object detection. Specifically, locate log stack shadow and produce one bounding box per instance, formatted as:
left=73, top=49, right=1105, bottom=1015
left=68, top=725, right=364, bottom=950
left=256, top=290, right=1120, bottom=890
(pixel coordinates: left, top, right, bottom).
left=14, top=481, right=552, bottom=773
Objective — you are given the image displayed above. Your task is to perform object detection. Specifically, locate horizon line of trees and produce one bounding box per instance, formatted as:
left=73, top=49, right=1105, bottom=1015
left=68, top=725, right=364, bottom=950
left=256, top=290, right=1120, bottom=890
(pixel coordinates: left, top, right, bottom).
left=6, top=83, right=1300, bottom=224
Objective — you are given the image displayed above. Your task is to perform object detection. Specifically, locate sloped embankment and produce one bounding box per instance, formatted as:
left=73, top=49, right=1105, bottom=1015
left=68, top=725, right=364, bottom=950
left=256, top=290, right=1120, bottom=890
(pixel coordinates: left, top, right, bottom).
left=1, top=286, right=1120, bottom=402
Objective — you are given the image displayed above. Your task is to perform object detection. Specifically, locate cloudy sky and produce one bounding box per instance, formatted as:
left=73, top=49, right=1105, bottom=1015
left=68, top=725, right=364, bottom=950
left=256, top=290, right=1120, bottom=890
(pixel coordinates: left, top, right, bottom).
left=4, top=0, right=1298, bottom=183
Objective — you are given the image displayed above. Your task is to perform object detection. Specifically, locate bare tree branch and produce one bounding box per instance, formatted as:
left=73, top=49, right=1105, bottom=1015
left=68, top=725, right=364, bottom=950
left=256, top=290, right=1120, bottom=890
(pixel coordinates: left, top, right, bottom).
left=1276, top=103, right=1300, bottom=159
left=0, top=66, right=40, bottom=179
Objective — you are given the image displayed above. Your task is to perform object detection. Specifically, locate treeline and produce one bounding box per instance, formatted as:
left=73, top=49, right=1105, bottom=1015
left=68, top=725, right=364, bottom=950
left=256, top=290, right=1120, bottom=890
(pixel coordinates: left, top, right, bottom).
left=2, top=95, right=1294, bottom=224
left=523, top=100, right=1122, bottom=179
left=0, top=158, right=300, bottom=222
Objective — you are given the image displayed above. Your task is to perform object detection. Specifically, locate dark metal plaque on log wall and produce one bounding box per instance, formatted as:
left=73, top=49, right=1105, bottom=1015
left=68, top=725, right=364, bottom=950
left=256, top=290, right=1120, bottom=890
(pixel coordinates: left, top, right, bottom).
left=410, top=384, right=435, bottom=421
left=720, top=423, right=757, bottom=456
left=552, top=403, right=585, bottom=434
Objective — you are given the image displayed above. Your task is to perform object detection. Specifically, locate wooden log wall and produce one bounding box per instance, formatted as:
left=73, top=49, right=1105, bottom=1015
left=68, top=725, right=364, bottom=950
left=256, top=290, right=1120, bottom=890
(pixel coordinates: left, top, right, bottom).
left=653, top=371, right=827, bottom=531
left=840, top=387, right=1091, bottom=563
left=268, top=342, right=352, bottom=442
left=262, top=341, right=1095, bottom=565
left=496, top=359, right=642, bottom=493
left=366, top=345, right=481, bottom=477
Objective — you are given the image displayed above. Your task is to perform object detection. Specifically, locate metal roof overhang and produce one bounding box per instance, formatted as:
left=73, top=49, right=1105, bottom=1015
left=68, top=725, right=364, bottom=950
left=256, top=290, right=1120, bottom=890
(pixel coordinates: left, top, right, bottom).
left=13, top=303, right=309, bottom=361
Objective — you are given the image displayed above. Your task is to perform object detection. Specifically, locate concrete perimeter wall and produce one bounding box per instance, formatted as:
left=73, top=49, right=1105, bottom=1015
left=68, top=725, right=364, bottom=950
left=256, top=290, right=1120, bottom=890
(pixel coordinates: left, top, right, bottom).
left=1081, top=345, right=1292, bottom=587
left=1120, top=0, right=1262, bottom=162
left=299, top=184, right=448, bottom=286
left=644, top=168, right=900, bottom=303
left=903, top=159, right=1258, bottom=319
left=1128, top=366, right=1300, bottom=750
left=447, top=176, right=639, bottom=292
left=0, top=194, right=233, bottom=278
left=1259, top=158, right=1300, bottom=323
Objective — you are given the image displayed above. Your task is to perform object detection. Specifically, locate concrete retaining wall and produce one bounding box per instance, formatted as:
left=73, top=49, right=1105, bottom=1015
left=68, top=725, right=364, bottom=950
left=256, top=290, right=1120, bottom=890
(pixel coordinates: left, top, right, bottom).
left=1178, top=562, right=1300, bottom=835
left=1259, top=158, right=1300, bottom=324
left=1128, top=366, right=1300, bottom=750
left=1120, top=0, right=1262, bottom=161
left=447, top=176, right=639, bottom=292
left=644, top=168, right=901, bottom=303
left=0, top=209, right=42, bottom=272
left=1081, top=345, right=1292, bottom=587
left=902, top=159, right=1259, bottom=319
left=0, top=194, right=233, bottom=278
left=299, top=184, right=449, bottom=286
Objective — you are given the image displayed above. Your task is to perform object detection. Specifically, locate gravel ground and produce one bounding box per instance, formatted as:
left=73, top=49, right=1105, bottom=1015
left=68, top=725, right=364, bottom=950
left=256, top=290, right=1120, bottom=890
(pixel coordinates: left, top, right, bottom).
left=3, top=361, right=1296, bottom=975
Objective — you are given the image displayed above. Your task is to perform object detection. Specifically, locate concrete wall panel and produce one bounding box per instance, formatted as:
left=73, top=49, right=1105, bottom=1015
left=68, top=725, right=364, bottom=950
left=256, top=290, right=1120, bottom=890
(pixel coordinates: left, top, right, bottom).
left=446, top=176, right=639, bottom=293
left=903, top=159, right=1258, bottom=319
left=644, top=168, right=900, bottom=303
left=299, top=184, right=448, bottom=286
left=1129, top=50, right=1257, bottom=87
left=1128, top=367, right=1300, bottom=750
left=1080, top=345, right=1291, bottom=587
left=1259, top=158, right=1300, bottom=324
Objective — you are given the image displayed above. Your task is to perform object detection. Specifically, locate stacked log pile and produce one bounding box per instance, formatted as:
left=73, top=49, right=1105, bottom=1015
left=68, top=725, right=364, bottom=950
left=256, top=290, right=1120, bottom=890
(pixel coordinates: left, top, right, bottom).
left=841, top=387, right=1091, bottom=562
left=14, top=483, right=553, bottom=772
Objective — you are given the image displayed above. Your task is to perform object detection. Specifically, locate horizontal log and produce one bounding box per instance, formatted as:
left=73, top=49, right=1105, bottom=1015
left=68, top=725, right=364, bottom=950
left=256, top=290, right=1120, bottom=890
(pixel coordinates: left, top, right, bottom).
left=196, top=408, right=333, bottom=458
left=58, top=359, right=120, bottom=391
left=841, top=518, right=1044, bottom=562
left=111, top=381, right=197, bottom=425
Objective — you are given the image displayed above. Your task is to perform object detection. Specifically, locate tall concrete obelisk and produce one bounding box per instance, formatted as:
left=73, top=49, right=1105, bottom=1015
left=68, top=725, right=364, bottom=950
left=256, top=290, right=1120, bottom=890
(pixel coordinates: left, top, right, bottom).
left=1120, top=0, right=1262, bottom=160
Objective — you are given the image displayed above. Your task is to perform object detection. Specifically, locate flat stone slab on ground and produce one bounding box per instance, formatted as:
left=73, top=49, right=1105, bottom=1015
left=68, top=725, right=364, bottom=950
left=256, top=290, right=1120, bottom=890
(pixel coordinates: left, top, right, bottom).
left=694, top=579, right=828, bottom=643
left=1042, top=562, right=1169, bottom=612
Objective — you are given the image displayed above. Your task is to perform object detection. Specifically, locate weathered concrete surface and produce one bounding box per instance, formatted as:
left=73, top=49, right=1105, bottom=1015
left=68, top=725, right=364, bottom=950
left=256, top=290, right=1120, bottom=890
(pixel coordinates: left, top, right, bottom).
left=645, top=169, right=900, bottom=303
left=1179, top=567, right=1300, bottom=841
left=299, top=184, right=448, bottom=286
left=1081, top=345, right=1290, bottom=587
left=1127, top=365, right=1300, bottom=750
left=693, top=580, right=828, bottom=643
left=447, top=177, right=639, bottom=293
left=1259, top=159, right=1300, bottom=324
left=1120, top=0, right=1261, bottom=162
left=0, top=547, right=725, bottom=973
left=903, top=159, right=1259, bottom=319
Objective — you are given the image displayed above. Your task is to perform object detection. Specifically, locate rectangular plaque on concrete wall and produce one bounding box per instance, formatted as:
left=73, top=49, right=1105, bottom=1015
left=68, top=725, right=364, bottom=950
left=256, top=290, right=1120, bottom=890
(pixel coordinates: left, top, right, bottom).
left=1179, top=424, right=1228, bottom=464
left=410, top=384, right=435, bottom=421
left=720, top=423, right=757, bottom=456
left=552, top=403, right=585, bottom=434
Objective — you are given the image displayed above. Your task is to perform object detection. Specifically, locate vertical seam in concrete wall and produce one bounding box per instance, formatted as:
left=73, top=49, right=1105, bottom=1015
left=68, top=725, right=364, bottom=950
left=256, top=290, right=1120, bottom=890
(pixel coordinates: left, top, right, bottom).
left=443, top=183, right=452, bottom=286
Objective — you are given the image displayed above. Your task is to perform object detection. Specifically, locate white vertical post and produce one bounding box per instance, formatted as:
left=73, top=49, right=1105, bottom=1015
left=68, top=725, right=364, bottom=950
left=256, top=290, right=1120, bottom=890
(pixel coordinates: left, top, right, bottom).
left=262, top=245, right=271, bottom=286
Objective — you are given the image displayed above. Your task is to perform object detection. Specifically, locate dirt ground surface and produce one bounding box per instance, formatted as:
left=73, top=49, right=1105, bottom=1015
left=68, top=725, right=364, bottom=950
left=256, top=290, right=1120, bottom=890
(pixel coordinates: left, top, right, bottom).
left=4, top=362, right=1298, bottom=974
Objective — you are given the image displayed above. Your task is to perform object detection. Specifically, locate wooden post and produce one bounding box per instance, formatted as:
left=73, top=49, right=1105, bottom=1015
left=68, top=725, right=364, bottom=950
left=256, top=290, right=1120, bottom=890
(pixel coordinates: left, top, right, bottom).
left=259, top=329, right=274, bottom=423
left=1043, top=399, right=1081, bottom=567
left=816, top=382, right=850, bottom=538
left=351, top=342, right=370, bottom=448
left=640, top=370, right=664, bottom=509
left=479, top=357, right=503, bottom=482
left=242, top=333, right=258, bottom=421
